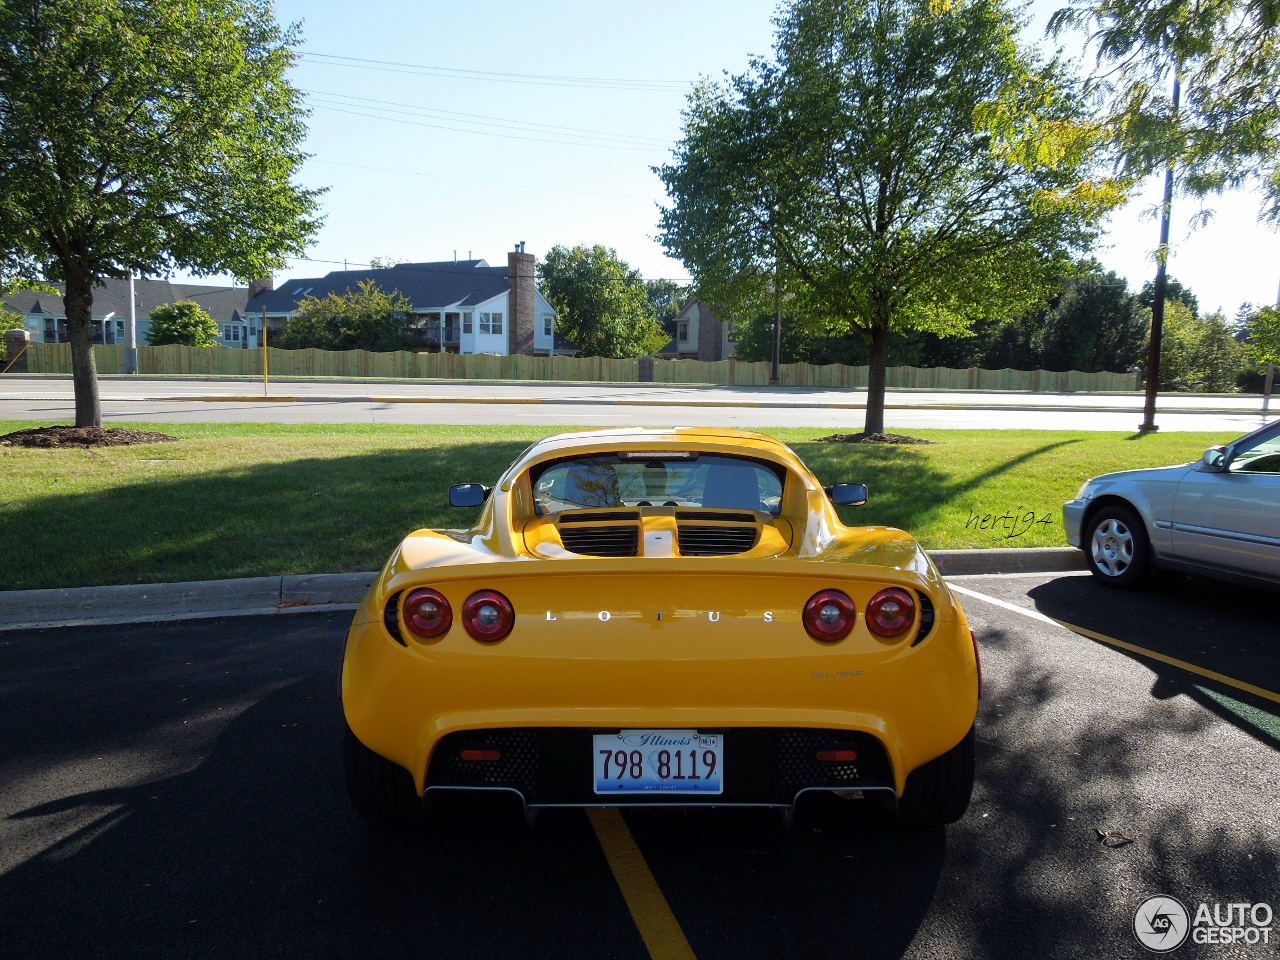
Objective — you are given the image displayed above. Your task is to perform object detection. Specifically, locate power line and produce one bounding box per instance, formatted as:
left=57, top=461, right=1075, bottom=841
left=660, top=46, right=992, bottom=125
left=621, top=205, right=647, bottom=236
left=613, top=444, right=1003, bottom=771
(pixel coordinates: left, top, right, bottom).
left=308, top=158, right=655, bottom=202
left=301, top=89, right=672, bottom=147
left=298, top=51, right=691, bottom=92
left=278, top=254, right=692, bottom=285
left=309, top=101, right=665, bottom=153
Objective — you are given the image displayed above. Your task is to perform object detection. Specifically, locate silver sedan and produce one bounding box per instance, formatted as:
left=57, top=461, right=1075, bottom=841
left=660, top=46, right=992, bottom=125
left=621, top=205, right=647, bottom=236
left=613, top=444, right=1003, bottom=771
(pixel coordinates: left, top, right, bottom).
left=1063, top=420, right=1280, bottom=588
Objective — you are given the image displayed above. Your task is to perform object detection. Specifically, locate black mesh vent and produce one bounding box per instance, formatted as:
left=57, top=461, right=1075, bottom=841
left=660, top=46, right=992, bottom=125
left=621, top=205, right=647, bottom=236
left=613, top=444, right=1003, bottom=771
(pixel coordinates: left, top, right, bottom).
left=775, top=730, right=891, bottom=795
left=430, top=730, right=540, bottom=799
left=912, top=593, right=935, bottom=646
left=677, top=524, right=759, bottom=556
left=675, top=510, right=757, bottom=523
left=383, top=592, right=404, bottom=646
left=559, top=525, right=640, bottom=557
left=560, top=511, right=641, bottom=524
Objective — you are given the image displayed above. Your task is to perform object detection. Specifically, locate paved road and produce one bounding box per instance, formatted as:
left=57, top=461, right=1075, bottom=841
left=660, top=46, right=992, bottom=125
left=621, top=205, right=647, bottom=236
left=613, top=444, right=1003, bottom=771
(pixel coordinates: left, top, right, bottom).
left=2, top=375, right=1275, bottom=431
left=1, top=571, right=1275, bottom=958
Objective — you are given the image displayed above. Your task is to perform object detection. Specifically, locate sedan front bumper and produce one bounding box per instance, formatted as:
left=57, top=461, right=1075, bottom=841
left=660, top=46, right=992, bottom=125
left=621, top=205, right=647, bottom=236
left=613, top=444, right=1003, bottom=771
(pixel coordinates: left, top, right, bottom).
left=1062, top=499, right=1088, bottom=547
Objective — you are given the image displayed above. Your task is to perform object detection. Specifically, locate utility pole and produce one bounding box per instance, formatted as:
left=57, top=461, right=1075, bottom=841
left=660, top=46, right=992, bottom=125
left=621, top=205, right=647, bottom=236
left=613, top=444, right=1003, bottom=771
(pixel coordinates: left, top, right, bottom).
left=770, top=259, right=781, bottom=386
left=125, top=272, right=138, bottom=374
left=1140, top=67, right=1180, bottom=434
left=262, top=304, right=269, bottom=397
left=1266, top=276, right=1278, bottom=417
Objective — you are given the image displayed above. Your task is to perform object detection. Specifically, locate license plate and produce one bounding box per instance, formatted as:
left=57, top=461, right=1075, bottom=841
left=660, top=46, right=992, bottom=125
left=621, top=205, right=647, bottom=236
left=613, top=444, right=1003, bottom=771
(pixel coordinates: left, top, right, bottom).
left=592, top=730, right=723, bottom=795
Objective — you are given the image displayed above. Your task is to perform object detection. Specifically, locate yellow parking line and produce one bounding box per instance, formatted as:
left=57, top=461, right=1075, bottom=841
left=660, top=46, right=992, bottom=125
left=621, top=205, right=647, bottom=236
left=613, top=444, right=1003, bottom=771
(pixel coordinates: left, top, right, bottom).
left=950, top=584, right=1280, bottom=705
left=1058, top=621, right=1280, bottom=706
left=587, top=807, right=697, bottom=960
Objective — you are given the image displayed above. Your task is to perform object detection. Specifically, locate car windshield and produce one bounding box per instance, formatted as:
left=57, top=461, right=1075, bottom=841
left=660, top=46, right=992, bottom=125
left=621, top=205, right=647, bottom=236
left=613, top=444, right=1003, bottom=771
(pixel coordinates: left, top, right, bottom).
left=531, top=453, right=784, bottom=514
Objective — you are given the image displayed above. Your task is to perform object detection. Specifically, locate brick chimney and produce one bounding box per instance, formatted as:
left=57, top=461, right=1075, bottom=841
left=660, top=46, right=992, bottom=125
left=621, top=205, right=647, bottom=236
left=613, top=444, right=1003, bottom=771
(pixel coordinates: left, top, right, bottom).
left=247, top=276, right=273, bottom=299
left=696, top=302, right=723, bottom=361
left=507, top=243, right=535, bottom=356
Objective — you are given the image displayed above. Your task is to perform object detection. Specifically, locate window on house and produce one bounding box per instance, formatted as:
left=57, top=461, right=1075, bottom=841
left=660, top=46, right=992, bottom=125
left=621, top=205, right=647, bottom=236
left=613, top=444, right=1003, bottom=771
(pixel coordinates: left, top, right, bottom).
left=543, top=316, right=553, bottom=337
left=462, top=314, right=472, bottom=335
left=491, top=312, right=503, bottom=335
left=116, top=319, right=125, bottom=336
left=232, top=326, right=241, bottom=342
left=223, top=325, right=232, bottom=340
left=250, top=326, right=258, bottom=338
left=44, top=319, right=55, bottom=342
left=479, top=312, right=491, bottom=335
left=678, top=322, right=688, bottom=342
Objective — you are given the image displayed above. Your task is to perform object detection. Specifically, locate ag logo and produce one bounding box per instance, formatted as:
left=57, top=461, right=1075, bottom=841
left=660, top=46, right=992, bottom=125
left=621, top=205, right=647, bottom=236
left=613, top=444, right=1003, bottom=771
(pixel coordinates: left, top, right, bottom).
left=1134, top=896, right=1190, bottom=953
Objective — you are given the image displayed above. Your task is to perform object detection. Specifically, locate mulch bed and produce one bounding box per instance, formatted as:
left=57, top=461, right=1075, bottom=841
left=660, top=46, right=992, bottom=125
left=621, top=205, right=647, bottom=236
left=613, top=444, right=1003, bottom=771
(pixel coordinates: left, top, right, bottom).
left=0, top=426, right=179, bottom=448
left=815, top=432, right=935, bottom=445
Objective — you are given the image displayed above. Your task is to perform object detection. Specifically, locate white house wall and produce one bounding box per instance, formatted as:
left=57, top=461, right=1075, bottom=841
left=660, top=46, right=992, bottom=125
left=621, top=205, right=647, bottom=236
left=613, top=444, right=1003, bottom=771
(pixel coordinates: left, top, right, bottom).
left=461, top=291, right=509, bottom=355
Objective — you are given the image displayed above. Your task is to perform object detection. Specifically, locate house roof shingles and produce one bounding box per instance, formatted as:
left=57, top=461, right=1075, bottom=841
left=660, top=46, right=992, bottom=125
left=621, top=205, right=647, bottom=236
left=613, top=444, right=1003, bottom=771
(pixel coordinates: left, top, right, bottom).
left=246, top=260, right=512, bottom=315
left=2, top=277, right=248, bottom=324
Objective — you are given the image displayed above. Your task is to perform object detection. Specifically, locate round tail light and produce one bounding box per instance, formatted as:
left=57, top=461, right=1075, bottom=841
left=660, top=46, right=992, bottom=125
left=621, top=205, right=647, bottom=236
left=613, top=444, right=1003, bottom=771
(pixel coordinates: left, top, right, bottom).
left=402, top=588, right=452, bottom=639
left=866, top=588, right=916, bottom=637
left=462, top=590, right=515, bottom=642
left=803, top=589, right=856, bottom=642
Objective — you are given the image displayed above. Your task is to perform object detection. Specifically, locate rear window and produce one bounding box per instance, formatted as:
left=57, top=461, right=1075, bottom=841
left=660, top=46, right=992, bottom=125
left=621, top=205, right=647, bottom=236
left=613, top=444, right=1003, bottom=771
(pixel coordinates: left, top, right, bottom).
left=530, top=453, right=784, bottom=515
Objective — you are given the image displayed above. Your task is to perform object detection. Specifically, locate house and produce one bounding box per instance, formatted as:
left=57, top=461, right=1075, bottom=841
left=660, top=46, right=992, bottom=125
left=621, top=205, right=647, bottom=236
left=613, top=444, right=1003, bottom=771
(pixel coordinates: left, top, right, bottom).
left=2, top=278, right=249, bottom=347
left=659, top=301, right=739, bottom=361
left=244, top=245, right=569, bottom=356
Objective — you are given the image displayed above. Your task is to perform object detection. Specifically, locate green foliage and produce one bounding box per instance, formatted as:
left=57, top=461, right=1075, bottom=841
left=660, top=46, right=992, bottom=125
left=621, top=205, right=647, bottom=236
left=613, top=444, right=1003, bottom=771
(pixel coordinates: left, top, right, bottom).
left=658, top=0, right=1123, bottom=431
left=1137, top=276, right=1199, bottom=317
left=1156, top=303, right=1243, bottom=391
left=145, top=301, right=220, bottom=347
left=1038, top=270, right=1147, bottom=372
left=1239, top=305, right=1280, bottom=369
left=645, top=279, right=690, bottom=337
left=0, top=0, right=323, bottom=424
left=0, top=306, right=27, bottom=361
left=539, top=246, right=669, bottom=358
left=273, top=281, right=430, bottom=352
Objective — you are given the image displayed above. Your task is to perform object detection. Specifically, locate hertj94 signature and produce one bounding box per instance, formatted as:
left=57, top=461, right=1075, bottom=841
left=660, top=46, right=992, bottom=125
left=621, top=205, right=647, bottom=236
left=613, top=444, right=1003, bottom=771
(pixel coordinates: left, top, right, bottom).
left=966, top=506, right=1054, bottom=539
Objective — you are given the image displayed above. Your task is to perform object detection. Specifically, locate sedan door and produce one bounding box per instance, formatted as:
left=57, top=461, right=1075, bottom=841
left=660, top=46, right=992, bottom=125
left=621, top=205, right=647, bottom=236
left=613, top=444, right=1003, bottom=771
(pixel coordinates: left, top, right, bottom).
left=1171, top=423, right=1280, bottom=581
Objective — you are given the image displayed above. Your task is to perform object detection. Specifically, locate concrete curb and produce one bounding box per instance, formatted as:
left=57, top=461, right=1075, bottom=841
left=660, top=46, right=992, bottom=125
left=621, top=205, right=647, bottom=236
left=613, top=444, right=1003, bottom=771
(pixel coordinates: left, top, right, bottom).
left=0, top=571, right=377, bottom=632
left=0, top=550, right=1084, bottom=632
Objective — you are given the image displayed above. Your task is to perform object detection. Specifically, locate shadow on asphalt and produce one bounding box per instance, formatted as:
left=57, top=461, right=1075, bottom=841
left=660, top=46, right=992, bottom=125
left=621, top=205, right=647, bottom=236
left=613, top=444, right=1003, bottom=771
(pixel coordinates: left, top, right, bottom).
left=1026, top=573, right=1280, bottom=752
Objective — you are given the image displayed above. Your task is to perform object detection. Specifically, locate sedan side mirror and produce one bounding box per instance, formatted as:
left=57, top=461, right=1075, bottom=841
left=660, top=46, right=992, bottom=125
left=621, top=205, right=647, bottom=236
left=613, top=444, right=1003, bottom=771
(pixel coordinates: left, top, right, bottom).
left=449, top=483, right=491, bottom=507
left=1201, top=447, right=1227, bottom=472
left=825, top=482, right=869, bottom=506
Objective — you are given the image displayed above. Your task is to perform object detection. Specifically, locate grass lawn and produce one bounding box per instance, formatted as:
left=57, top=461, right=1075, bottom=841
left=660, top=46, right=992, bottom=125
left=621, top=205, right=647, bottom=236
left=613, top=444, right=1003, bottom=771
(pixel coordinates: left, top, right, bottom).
left=0, top=420, right=1238, bottom=590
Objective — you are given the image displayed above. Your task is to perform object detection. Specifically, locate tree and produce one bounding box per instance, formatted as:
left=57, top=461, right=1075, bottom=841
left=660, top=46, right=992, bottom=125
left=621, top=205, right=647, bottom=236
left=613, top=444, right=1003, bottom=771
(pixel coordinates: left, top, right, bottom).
left=658, top=0, right=1123, bottom=434
left=145, top=301, right=219, bottom=347
left=273, top=281, right=429, bottom=352
left=1050, top=0, right=1280, bottom=429
left=1156, top=302, right=1243, bottom=391
left=1137, top=276, right=1198, bottom=317
left=539, top=246, right=669, bottom=358
left=1038, top=269, right=1147, bottom=372
left=0, top=1, right=322, bottom=427
left=645, top=278, right=690, bottom=338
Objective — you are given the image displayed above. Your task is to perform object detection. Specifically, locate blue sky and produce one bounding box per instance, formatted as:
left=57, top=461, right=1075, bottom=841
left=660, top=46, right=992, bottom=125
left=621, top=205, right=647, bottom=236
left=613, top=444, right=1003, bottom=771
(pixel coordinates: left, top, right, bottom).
left=241, top=0, right=1278, bottom=318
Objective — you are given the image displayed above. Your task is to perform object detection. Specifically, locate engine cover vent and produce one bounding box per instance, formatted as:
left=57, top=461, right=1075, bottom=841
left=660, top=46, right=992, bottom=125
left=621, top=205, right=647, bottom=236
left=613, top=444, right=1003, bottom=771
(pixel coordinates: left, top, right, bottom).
left=559, top=525, right=640, bottom=557
left=675, top=510, right=757, bottom=523
left=677, top=524, right=759, bottom=557
left=560, top=511, right=641, bottom=524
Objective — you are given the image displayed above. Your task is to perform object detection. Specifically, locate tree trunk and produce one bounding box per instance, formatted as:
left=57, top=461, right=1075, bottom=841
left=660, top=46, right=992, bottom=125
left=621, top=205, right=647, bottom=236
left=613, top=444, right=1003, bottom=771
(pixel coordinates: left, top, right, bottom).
left=63, top=265, right=102, bottom=428
left=864, top=324, right=890, bottom=435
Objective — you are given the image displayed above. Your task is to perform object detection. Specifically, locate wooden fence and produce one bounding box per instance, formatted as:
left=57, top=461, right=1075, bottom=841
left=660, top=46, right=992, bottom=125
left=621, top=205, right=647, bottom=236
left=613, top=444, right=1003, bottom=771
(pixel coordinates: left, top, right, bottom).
left=23, top=342, right=1140, bottom=392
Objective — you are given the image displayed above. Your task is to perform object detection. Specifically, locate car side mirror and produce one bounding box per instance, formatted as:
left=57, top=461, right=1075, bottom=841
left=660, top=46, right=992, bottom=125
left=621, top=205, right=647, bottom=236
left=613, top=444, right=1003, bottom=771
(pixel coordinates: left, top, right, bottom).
left=449, top=483, right=491, bottom=507
left=1201, top=448, right=1227, bottom=472
left=825, top=482, right=868, bottom=506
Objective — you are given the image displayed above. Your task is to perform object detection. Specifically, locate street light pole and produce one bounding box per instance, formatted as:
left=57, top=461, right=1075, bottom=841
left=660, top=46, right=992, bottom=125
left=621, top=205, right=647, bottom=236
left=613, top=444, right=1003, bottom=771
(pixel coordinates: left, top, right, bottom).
left=125, top=272, right=137, bottom=374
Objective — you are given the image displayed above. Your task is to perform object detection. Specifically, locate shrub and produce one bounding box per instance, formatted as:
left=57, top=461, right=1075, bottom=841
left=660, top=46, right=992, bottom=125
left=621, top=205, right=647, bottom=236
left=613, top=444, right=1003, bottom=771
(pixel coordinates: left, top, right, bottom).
left=145, top=301, right=220, bottom=347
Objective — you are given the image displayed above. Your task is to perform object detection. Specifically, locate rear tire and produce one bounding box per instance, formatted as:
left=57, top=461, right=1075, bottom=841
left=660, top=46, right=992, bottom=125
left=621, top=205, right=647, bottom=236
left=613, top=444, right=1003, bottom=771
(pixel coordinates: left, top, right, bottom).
left=893, top=725, right=975, bottom=828
left=343, top=721, right=426, bottom=826
left=1084, top=504, right=1151, bottom=589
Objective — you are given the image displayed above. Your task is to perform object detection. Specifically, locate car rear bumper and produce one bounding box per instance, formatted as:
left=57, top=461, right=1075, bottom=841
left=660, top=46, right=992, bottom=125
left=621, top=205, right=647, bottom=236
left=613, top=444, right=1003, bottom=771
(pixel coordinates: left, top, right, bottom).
left=422, top=726, right=897, bottom=808
left=1063, top=499, right=1087, bottom=547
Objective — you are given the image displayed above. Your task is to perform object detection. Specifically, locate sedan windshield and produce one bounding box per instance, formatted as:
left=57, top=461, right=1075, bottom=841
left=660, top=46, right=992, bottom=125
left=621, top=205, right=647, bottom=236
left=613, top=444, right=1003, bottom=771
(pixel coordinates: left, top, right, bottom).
left=531, top=453, right=784, bottom=514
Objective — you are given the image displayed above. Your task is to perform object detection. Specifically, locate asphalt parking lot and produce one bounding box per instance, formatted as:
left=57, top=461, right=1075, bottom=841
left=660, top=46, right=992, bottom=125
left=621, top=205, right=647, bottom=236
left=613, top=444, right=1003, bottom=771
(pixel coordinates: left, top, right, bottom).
left=1, top=571, right=1276, bottom=959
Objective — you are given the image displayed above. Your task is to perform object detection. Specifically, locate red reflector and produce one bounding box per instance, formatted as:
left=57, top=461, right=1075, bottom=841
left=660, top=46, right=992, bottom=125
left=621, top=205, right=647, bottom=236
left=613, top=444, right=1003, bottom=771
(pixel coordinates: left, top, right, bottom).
left=460, top=749, right=501, bottom=762
left=816, top=750, right=857, bottom=762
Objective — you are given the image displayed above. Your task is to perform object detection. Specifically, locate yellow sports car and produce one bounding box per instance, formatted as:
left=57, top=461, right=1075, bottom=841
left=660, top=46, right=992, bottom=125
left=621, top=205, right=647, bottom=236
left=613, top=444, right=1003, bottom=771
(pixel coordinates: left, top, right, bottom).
left=341, top=428, right=980, bottom=827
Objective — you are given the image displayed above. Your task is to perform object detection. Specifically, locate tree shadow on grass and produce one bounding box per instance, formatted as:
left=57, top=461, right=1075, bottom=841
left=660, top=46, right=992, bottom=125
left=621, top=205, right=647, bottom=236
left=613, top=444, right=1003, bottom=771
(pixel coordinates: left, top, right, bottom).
left=793, top=438, right=1081, bottom=534
left=0, top=438, right=531, bottom=590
